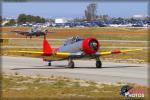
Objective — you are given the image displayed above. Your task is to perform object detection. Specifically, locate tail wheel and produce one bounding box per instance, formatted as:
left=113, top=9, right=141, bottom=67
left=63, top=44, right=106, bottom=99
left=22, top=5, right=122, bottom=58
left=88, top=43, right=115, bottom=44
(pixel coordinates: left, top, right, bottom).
left=68, top=61, right=74, bottom=68
left=96, top=60, right=102, bottom=68
left=48, top=62, right=51, bottom=66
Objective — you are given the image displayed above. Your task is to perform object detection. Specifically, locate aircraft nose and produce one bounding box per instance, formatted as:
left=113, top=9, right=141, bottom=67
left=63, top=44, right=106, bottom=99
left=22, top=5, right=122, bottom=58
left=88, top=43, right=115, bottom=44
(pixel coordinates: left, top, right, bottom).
left=82, top=37, right=100, bottom=54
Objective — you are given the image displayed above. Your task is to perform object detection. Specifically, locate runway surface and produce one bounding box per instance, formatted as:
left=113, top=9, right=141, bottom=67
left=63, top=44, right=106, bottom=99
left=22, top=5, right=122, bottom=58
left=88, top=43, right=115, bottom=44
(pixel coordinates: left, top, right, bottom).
left=2, top=56, right=148, bottom=86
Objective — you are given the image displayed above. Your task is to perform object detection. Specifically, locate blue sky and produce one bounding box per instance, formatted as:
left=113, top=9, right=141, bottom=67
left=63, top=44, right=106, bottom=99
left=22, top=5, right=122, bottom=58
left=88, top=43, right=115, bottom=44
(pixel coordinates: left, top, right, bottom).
left=2, top=1, right=148, bottom=18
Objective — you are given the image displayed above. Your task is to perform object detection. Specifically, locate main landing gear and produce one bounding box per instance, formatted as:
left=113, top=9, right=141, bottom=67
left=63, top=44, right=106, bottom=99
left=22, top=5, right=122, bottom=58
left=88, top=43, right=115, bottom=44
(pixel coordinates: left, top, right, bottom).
left=47, top=58, right=102, bottom=68
left=68, top=58, right=74, bottom=68
left=96, top=57, right=102, bottom=68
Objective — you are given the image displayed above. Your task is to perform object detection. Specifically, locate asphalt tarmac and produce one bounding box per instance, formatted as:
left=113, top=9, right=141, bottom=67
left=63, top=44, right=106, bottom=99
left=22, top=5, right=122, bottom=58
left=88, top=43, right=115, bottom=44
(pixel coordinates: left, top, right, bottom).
left=2, top=56, right=149, bottom=86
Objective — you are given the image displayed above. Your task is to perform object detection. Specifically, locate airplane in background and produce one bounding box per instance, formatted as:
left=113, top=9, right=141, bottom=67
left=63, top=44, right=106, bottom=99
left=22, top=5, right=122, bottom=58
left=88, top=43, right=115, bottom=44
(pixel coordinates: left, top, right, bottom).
left=11, top=26, right=53, bottom=38
left=14, top=36, right=143, bottom=68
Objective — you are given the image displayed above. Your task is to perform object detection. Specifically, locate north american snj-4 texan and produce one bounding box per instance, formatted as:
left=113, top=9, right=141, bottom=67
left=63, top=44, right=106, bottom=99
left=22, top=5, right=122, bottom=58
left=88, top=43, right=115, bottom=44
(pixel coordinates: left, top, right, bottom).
left=11, top=26, right=53, bottom=38
left=13, top=35, right=143, bottom=68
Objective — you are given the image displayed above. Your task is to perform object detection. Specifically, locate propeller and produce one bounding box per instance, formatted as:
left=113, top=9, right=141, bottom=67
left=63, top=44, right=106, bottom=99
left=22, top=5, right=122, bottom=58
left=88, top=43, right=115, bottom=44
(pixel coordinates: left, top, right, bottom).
left=89, top=40, right=99, bottom=50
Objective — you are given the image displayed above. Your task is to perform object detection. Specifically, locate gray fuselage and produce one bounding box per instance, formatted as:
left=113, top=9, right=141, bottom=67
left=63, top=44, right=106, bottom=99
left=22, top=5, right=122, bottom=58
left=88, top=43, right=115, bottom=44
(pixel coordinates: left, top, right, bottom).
left=59, top=41, right=83, bottom=53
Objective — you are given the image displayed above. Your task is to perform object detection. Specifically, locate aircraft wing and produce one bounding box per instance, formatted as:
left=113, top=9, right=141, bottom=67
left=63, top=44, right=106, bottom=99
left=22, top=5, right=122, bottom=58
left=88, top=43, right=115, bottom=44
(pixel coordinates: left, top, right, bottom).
left=98, top=48, right=143, bottom=56
left=9, top=48, right=143, bottom=59
left=16, top=51, right=44, bottom=55
left=11, top=30, right=29, bottom=35
left=11, top=51, right=82, bottom=58
left=55, top=52, right=82, bottom=58
left=56, top=48, right=143, bottom=58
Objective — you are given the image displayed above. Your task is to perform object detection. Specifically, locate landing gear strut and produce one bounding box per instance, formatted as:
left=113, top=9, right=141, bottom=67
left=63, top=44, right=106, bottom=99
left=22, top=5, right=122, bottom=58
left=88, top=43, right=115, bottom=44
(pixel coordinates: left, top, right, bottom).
left=96, top=57, right=102, bottom=68
left=68, top=58, right=74, bottom=68
left=48, top=61, right=51, bottom=66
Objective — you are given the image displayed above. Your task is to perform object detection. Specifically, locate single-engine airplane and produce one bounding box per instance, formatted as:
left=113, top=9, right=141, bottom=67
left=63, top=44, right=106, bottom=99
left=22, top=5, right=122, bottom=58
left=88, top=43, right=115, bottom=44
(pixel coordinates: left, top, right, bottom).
left=11, top=26, right=53, bottom=38
left=15, top=36, right=143, bottom=68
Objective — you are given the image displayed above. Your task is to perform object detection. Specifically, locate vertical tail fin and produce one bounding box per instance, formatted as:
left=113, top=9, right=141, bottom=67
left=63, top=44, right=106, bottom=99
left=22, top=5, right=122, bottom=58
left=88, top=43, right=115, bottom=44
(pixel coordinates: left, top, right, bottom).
left=43, top=38, right=53, bottom=56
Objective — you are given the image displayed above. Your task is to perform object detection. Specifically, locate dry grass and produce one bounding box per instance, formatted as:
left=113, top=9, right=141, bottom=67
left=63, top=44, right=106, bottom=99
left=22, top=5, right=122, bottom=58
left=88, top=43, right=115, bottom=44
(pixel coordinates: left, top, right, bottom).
left=1, top=27, right=148, bottom=40
left=2, top=74, right=149, bottom=99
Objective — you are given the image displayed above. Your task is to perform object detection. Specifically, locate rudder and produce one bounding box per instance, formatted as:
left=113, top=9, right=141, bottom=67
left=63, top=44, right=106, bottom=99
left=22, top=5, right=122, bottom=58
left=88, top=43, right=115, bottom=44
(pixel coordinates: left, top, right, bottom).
left=43, top=38, right=53, bottom=56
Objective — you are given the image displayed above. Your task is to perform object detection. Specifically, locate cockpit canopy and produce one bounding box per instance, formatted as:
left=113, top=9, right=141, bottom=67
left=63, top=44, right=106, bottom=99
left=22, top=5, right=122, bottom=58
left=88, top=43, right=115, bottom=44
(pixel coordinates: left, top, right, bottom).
left=64, top=36, right=83, bottom=46
left=31, top=26, right=42, bottom=32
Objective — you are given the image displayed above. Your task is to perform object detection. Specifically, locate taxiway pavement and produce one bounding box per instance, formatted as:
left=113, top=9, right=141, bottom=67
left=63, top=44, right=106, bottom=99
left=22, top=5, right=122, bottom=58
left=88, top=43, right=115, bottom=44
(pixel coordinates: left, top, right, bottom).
left=2, top=56, right=148, bottom=86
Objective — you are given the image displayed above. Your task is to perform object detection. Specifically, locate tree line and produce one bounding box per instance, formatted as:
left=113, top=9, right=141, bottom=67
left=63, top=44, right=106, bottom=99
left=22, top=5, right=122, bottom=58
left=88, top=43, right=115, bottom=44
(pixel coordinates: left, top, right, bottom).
left=18, top=14, right=45, bottom=24
left=4, top=14, right=46, bottom=26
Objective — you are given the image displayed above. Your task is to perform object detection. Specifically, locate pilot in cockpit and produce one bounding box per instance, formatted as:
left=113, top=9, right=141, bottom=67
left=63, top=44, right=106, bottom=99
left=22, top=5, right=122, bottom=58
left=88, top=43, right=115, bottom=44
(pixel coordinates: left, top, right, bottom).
left=64, top=36, right=83, bottom=46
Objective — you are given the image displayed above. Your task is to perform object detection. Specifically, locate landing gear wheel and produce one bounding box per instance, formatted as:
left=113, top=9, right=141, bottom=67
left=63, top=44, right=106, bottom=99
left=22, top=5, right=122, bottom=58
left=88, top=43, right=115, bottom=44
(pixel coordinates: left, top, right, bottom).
left=48, top=62, right=51, bottom=66
left=96, top=61, right=102, bottom=68
left=68, top=61, right=74, bottom=68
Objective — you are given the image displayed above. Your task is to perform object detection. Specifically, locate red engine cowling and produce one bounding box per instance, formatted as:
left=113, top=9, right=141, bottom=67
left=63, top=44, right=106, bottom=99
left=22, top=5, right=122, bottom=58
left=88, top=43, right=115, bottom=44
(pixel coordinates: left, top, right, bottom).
left=82, top=37, right=100, bottom=54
